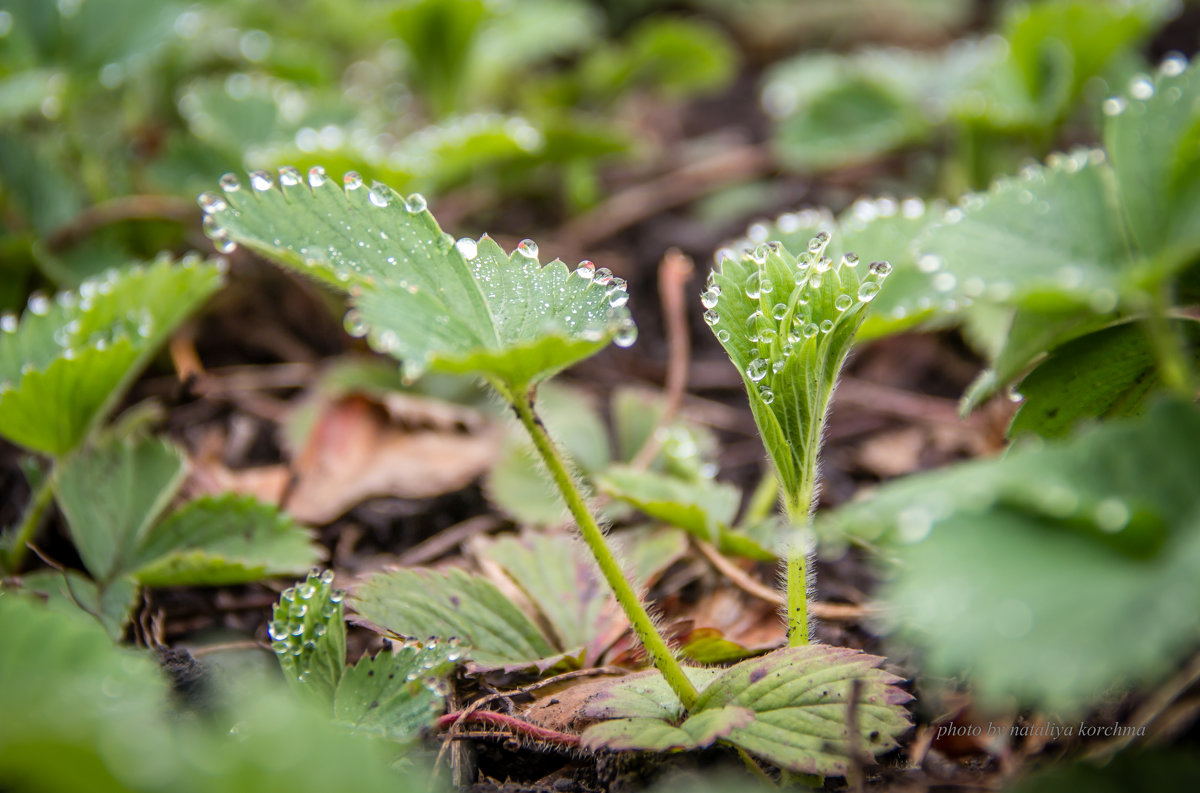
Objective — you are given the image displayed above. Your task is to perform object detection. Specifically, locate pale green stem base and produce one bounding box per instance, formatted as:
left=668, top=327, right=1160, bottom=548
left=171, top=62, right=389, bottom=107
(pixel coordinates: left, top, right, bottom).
left=4, top=470, right=55, bottom=573
left=506, top=386, right=699, bottom=712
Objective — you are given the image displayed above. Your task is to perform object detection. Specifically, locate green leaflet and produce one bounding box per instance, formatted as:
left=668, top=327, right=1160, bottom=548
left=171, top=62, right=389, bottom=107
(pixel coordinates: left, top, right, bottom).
left=200, top=168, right=635, bottom=391
left=0, top=258, right=224, bottom=455
left=54, top=435, right=186, bottom=584
left=1010, top=318, right=1200, bottom=438
left=704, top=233, right=890, bottom=515
left=353, top=566, right=562, bottom=672
left=580, top=647, right=911, bottom=776
left=333, top=645, right=460, bottom=745
left=131, top=494, right=323, bottom=587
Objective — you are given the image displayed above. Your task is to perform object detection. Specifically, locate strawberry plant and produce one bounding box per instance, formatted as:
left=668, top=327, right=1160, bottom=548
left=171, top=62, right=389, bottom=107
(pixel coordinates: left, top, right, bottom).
left=199, top=166, right=912, bottom=776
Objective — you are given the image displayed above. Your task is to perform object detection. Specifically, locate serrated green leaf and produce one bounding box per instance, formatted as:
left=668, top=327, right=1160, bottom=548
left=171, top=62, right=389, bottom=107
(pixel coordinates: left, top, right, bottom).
left=472, top=531, right=620, bottom=666
left=1105, top=56, right=1200, bottom=271
left=271, top=570, right=347, bottom=704
left=695, top=646, right=911, bottom=776
left=582, top=707, right=754, bottom=753
left=54, top=435, right=186, bottom=583
left=333, top=644, right=460, bottom=745
left=918, top=149, right=1127, bottom=313
left=130, top=494, right=322, bottom=586
left=1010, top=318, right=1200, bottom=438
left=706, top=235, right=891, bottom=515
left=202, top=169, right=634, bottom=391
left=825, top=401, right=1200, bottom=711
left=353, top=567, right=561, bottom=671
left=0, top=258, right=224, bottom=455
left=20, top=569, right=140, bottom=641
left=580, top=648, right=910, bottom=775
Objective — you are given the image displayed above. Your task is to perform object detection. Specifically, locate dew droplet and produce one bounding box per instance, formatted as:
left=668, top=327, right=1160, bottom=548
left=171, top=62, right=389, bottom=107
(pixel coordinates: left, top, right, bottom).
left=807, top=232, right=830, bottom=254
left=343, top=310, right=367, bottom=338
left=27, top=292, right=50, bottom=316
left=406, top=192, right=427, bottom=212
left=1129, top=75, right=1155, bottom=101
left=308, top=166, right=327, bottom=187
left=614, top=321, right=638, bottom=347
left=0, top=313, right=17, bottom=333
left=593, top=268, right=613, bottom=286
left=703, top=308, right=720, bottom=326
left=716, top=328, right=730, bottom=343
left=834, top=294, right=853, bottom=312
left=932, top=272, right=956, bottom=292
left=608, top=290, right=629, bottom=308
left=575, top=260, right=595, bottom=279
left=279, top=166, right=301, bottom=187
left=319, top=569, right=335, bottom=585
left=368, top=183, right=391, bottom=208
left=249, top=170, right=272, bottom=191
left=214, top=237, right=237, bottom=254
left=858, top=282, right=880, bottom=302
left=517, top=239, right=538, bottom=259
left=744, top=273, right=761, bottom=300
left=455, top=237, right=478, bottom=260
left=1102, top=96, right=1127, bottom=116
left=802, top=322, right=818, bottom=338
left=701, top=289, right=720, bottom=309
left=772, top=303, right=788, bottom=321
left=197, top=192, right=226, bottom=213
left=870, top=261, right=892, bottom=277
left=759, top=386, right=774, bottom=404
left=760, top=278, right=774, bottom=294
left=760, top=327, right=777, bottom=344
left=297, top=583, right=316, bottom=599
left=841, top=252, right=859, bottom=268
left=746, top=358, right=768, bottom=382
left=219, top=173, right=241, bottom=193
left=343, top=171, right=363, bottom=190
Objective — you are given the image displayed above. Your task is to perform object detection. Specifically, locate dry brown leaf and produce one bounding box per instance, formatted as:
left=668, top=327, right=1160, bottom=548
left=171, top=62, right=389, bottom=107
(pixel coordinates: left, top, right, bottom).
left=187, top=393, right=501, bottom=524
left=856, top=426, right=926, bottom=478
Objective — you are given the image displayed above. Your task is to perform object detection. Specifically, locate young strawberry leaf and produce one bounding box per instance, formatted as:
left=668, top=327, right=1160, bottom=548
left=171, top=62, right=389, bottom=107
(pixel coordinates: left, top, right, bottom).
left=20, top=569, right=140, bottom=642
left=199, top=169, right=635, bottom=391
left=130, top=494, right=323, bottom=587
left=0, top=257, right=224, bottom=455
left=271, top=569, right=348, bottom=704
left=353, top=567, right=563, bottom=672
left=706, top=234, right=891, bottom=519
left=333, top=643, right=461, bottom=746
left=580, top=647, right=911, bottom=776
left=729, top=198, right=943, bottom=342
left=53, top=435, right=186, bottom=584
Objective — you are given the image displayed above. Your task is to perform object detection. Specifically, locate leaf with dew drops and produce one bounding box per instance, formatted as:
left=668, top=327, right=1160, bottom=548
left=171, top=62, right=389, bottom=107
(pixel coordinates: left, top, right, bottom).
left=0, top=256, right=224, bottom=455
left=271, top=569, right=348, bottom=705
left=199, top=168, right=635, bottom=392
left=705, top=233, right=891, bottom=515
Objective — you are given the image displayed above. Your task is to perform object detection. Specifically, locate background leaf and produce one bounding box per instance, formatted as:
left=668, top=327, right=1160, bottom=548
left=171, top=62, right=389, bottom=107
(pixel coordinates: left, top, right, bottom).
left=0, top=258, right=224, bottom=455
left=353, top=567, right=561, bottom=671
left=131, top=494, right=322, bottom=586
left=54, top=435, right=186, bottom=583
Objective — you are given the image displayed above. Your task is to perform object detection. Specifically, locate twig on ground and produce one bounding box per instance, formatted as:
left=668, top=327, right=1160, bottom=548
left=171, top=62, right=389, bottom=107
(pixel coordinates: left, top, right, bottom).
left=630, top=248, right=694, bottom=471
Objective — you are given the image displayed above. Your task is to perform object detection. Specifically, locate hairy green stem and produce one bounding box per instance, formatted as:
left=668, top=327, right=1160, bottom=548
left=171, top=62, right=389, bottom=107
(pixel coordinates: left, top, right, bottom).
left=781, top=397, right=825, bottom=648
left=506, top=386, right=699, bottom=711
left=5, top=469, right=55, bottom=572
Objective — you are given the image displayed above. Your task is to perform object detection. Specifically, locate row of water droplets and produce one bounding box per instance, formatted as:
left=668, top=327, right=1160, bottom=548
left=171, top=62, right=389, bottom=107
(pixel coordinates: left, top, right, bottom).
left=1101, top=52, right=1191, bottom=118
left=704, top=232, right=891, bottom=405
left=270, top=569, right=345, bottom=687
left=0, top=256, right=220, bottom=390
left=452, top=234, right=637, bottom=349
